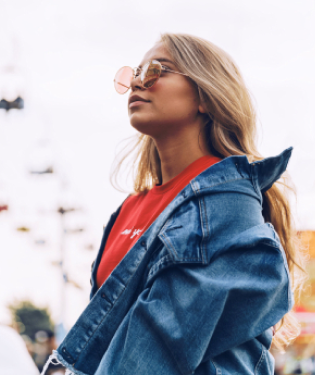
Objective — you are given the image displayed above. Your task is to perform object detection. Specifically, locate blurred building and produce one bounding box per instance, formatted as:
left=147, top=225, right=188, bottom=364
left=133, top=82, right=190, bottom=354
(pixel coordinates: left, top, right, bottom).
left=273, top=231, right=315, bottom=374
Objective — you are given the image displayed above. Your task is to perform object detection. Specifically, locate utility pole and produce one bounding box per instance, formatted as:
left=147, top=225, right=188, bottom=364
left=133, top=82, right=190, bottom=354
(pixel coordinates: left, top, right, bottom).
left=57, top=206, right=76, bottom=330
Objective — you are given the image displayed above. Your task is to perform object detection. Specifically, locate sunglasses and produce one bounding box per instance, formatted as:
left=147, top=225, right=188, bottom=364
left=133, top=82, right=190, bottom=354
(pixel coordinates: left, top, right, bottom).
left=114, top=60, right=189, bottom=94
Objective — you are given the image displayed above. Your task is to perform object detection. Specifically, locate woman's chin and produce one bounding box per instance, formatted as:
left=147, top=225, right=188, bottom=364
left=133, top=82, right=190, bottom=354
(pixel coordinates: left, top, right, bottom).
left=129, top=115, right=157, bottom=136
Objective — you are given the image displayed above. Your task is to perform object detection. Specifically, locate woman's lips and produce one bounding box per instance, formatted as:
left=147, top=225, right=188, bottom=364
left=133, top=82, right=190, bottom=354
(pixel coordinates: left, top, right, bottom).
left=129, top=100, right=150, bottom=108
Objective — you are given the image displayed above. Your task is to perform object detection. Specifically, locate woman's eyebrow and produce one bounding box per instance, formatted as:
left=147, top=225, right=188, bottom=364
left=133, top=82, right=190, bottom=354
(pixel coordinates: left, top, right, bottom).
left=138, top=58, right=176, bottom=69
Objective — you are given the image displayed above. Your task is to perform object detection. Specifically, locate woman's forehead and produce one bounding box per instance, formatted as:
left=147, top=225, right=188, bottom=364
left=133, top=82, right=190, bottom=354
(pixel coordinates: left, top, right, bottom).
left=139, top=42, right=174, bottom=68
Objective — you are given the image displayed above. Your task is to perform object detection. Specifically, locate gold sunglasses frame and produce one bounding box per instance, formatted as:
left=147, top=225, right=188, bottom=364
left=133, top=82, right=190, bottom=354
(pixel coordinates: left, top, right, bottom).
left=114, top=60, right=189, bottom=94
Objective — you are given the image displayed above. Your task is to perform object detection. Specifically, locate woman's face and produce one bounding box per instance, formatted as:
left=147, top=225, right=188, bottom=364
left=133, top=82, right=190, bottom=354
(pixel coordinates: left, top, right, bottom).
left=128, top=42, right=205, bottom=139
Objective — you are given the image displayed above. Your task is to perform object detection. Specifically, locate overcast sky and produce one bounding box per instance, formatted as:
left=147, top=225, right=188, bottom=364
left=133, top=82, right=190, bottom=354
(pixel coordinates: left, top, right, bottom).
left=0, top=0, right=314, bottom=332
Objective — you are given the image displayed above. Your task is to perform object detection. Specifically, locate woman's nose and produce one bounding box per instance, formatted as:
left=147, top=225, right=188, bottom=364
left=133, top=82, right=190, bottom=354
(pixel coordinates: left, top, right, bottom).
left=130, top=74, right=144, bottom=92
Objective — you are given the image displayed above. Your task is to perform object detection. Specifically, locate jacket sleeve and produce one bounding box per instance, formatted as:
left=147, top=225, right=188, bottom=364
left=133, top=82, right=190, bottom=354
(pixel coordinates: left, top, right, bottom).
left=94, top=229, right=293, bottom=375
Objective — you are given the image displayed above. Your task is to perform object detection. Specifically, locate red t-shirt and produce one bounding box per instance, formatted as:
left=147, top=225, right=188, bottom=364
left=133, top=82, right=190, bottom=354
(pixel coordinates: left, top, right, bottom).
left=96, top=155, right=222, bottom=288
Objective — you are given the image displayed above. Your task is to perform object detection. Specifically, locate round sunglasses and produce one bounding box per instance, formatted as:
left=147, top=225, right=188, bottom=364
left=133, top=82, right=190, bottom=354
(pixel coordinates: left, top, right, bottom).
left=114, top=60, right=189, bottom=94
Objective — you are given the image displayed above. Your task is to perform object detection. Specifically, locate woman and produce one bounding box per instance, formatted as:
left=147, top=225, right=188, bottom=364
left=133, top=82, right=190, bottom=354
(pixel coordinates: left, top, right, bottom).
left=42, top=33, right=306, bottom=375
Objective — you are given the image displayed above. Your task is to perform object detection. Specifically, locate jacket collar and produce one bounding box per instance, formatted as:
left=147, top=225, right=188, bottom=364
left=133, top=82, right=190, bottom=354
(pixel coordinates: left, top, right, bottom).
left=142, top=146, right=293, bottom=251
left=191, top=146, right=293, bottom=196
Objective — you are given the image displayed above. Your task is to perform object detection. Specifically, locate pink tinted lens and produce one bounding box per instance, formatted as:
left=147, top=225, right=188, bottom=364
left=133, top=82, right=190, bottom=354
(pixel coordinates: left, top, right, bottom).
left=114, top=66, right=133, bottom=94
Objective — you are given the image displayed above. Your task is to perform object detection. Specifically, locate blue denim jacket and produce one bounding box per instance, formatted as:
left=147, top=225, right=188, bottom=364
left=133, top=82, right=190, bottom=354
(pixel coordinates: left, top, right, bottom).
left=41, top=147, right=294, bottom=375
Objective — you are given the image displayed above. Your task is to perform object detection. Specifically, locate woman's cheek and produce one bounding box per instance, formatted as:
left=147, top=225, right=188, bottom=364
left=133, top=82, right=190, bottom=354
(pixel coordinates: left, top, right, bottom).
left=148, top=80, right=165, bottom=96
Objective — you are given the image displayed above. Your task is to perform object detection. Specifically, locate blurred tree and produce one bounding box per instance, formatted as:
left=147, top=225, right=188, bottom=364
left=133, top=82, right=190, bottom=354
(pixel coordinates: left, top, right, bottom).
left=7, top=300, right=54, bottom=341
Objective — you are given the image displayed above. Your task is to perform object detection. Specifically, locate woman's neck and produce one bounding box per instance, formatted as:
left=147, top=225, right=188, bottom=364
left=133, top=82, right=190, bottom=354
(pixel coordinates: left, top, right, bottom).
left=153, top=127, right=212, bottom=185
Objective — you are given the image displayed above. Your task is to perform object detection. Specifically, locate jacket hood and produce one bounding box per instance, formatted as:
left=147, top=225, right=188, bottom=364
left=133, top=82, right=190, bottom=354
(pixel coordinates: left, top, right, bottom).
left=251, top=146, right=293, bottom=193
left=190, top=146, right=294, bottom=198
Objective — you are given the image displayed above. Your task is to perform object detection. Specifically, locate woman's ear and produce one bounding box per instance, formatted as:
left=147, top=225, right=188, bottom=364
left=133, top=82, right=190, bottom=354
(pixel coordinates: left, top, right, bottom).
left=197, top=87, right=207, bottom=114
left=198, top=103, right=207, bottom=114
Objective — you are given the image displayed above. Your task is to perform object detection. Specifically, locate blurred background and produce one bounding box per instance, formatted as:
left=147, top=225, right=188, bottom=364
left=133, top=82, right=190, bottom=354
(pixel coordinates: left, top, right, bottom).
left=0, top=0, right=314, bottom=373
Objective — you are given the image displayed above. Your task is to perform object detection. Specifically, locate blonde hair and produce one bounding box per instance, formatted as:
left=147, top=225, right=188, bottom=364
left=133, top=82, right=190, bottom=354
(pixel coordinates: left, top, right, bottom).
left=111, top=32, right=307, bottom=351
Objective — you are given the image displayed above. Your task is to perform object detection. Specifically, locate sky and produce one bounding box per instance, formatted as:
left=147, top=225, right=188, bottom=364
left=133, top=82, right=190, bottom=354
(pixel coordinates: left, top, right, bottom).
left=0, top=0, right=314, bottom=332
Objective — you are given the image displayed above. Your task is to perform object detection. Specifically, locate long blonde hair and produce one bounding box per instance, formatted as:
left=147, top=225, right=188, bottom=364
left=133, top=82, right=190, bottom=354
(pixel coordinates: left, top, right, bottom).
left=111, top=32, right=308, bottom=351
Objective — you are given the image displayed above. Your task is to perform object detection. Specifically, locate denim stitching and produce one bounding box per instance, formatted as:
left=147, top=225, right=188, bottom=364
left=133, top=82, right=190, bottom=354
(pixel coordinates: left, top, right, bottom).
left=201, top=195, right=210, bottom=263
left=159, top=231, right=204, bottom=263
left=211, top=359, right=222, bottom=375
left=190, top=179, right=200, bottom=196
left=201, top=196, right=210, bottom=238
left=159, top=216, right=174, bottom=236
left=159, top=235, right=203, bottom=263
left=175, top=258, right=201, bottom=261
left=198, top=197, right=207, bottom=264
left=160, top=233, right=179, bottom=257
left=254, top=344, right=266, bottom=375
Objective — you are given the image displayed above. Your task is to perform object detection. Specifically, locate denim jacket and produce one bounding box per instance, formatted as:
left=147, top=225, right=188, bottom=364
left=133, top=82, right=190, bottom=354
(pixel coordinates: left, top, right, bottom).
left=41, top=147, right=294, bottom=375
